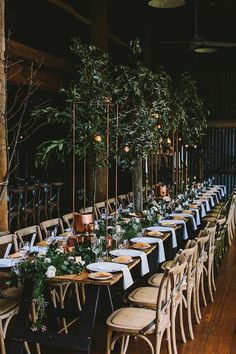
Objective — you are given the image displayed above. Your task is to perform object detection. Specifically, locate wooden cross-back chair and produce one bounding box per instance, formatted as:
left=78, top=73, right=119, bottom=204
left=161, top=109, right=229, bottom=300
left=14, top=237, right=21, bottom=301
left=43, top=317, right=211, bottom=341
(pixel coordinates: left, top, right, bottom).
left=118, top=194, right=127, bottom=208
left=106, top=254, right=187, bottom=354
left=40, top=218, right=64, bottom=239
left=94, top=201, right=106, bottom=220
left=0, top=234, right=32, bottom=354
left=14, top=225, right=43, bottom=251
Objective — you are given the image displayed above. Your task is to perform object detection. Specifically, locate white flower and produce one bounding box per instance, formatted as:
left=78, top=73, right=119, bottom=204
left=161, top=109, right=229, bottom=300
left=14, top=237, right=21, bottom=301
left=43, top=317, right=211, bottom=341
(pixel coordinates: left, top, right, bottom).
left=163, top=196, right=171, bottom=202
left=133, top=217, right=140, bottom=224
left=44, top=258, right=51, bottom=264
left=45, top=265, right=56, bottom=278
left=55, top=248, right=63, bottom=253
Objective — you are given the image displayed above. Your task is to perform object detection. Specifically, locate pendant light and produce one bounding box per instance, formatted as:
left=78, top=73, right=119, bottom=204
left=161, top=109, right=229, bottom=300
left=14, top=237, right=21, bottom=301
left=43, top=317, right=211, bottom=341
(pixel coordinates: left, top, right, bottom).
left=148, top=0, right=185, bottom=8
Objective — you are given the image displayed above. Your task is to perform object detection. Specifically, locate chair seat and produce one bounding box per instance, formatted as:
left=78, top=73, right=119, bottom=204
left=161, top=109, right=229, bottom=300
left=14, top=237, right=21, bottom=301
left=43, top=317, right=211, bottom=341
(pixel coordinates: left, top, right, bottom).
left=0, top=299, right=18, bottom=315
left=161, top=260, right=173, bottom=271
left=1, top=286, right=22, bottom=300
left=128, top=287, right=160, bottom=308
left=148, top=272, right=164, bottom=287
left=107, top=307, right=156, bottom=333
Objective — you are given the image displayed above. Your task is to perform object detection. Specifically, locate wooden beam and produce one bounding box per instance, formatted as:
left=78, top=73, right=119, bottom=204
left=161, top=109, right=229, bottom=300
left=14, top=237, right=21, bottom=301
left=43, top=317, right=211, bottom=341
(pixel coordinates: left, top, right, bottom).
left=7, top=40, right=77, bottom=73
left=47, top=0, right=128, bottom=49
left=207, top=120, right=236, bottom=128
left=7, top=61, right=64, bottom=92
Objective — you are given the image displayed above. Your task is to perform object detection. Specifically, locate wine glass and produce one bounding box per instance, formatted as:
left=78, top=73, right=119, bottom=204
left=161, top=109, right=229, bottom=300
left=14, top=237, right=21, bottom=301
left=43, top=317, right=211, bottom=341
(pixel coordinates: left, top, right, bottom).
left=91, top=237, right=102, bottom=262
left=19, top=241, right=30, bottom=259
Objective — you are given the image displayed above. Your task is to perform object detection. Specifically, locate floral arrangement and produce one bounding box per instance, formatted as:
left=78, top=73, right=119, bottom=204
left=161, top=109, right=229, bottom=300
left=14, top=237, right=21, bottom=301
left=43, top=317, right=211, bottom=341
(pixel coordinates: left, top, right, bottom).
left=12, top=246, right=83, bottom=330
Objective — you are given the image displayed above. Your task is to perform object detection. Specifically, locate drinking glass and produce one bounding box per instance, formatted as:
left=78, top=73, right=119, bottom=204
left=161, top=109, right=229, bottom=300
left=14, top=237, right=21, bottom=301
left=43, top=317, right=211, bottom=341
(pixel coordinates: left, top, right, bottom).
left=19, top=241, right=30, bottom=259
left=91, top=237, right=102, bottom=262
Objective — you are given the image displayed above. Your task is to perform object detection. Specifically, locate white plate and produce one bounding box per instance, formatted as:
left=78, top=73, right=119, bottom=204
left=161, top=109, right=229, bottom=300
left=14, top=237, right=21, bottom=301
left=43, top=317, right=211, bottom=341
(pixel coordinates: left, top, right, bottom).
left=88, top=273, right=113, bottom=280
left=111, top=258, right=133, bottom=264
left=130, top=237, right=161, bottom=244
left=86, top=262, right=125, bottom=273
left=110, top=249, right=143, bottom=257
left=0, top=258, right=21, bottom=268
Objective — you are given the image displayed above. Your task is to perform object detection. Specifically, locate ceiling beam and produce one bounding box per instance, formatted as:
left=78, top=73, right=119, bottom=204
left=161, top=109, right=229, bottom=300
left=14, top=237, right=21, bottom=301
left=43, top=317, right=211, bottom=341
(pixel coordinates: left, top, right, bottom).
left=7, top=39, right=78, bottom=73
left=207, top=120, right=236, bottom=128
left=47, top=0, right=128, bottom=48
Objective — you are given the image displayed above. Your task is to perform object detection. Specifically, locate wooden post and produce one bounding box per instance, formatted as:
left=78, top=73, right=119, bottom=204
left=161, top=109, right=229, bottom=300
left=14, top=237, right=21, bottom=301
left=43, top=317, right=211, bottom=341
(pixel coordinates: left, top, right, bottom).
left=89, top=0, right=108, bottom=202
left=0, top=0, right=8, bottom=232
left=133, top=158, right=143, bottom=213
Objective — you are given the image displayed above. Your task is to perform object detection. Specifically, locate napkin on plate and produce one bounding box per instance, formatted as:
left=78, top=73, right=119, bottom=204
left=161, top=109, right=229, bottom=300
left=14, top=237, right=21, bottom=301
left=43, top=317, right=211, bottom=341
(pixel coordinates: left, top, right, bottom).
left=171, top=213, right=197, bottom=231
left=161, top=219, right=188, bottom=240
left=89, top=262, right=133, bottom=290
left=146, top=226, right=177, bottom=248
left=110, top=249, right=149, bottom=276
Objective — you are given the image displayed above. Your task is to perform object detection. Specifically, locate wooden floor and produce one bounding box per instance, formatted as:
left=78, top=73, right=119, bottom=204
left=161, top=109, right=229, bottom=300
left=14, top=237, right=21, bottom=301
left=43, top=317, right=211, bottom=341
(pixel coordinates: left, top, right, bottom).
left=8, top=234, right=236, bottom=354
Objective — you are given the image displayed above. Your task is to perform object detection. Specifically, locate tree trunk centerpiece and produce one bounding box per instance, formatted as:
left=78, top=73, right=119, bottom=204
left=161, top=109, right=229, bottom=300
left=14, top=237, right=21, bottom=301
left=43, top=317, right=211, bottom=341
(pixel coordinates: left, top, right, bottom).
left=132, top=158, right=143, bottom=212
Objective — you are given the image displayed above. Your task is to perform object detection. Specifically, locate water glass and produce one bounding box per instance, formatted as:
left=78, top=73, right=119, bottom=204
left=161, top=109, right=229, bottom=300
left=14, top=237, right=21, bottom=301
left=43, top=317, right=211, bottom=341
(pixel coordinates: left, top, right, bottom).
left=91, top=237, right=102, bottom=262
left=20, top=242, right=30, bottom=259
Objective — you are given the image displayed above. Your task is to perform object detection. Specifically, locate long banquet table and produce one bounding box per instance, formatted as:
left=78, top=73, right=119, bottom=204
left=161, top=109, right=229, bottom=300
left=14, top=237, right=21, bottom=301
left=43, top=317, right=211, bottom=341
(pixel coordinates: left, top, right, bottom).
left=5, top=186, right=225, bottom=353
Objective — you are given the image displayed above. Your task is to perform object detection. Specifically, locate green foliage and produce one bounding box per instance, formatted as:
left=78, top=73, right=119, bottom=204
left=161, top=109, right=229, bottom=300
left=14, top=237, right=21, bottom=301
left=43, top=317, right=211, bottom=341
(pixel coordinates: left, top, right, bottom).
left=114, top=40, right=172, bottom=171
left=33, top=38, right=208, bottom=175
left=13, top=246, right=82, bottom=330
left=172, top=72, right=208, bottom=144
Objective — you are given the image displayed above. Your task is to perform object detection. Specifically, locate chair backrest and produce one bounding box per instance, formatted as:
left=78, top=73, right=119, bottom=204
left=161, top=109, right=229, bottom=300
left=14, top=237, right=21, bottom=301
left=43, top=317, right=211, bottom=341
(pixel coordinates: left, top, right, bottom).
left=14, top=225, right=43, bottom=251
left=94, top=201, right=106, bottom=220
left=0, top=234, right=16, bottom=258
left=40, top=218, right=64, bottom=238
left=126, top=192, right=133, bottom=204
left=118, top=194, right=127, bottom=207
left=154, top=254, right=187, bottom=332
left=62, top=212, right=74, bottom=228
left=107, top=198, right=117, bottom=213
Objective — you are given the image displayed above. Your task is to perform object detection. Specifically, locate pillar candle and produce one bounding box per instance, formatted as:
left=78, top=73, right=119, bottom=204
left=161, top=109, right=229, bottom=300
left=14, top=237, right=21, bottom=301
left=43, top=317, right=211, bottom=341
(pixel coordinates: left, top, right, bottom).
left=181, top=145, right=184, bottom=162
left=145, top=156, right=148, bottom=174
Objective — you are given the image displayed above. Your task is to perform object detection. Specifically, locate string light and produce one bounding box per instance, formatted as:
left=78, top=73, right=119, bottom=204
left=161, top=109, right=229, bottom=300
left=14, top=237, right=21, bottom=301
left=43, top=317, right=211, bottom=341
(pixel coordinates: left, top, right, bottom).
left=94, top=134, right=102, bottom=143
left=194, top=145, right=197, bottom=149
left=178, top=137, right=182, bottom=141
left=167, top=137, right=171, bottom=144
left=185, top=144, right=189, bottom=148
left=124, top=145, right=130, bottom=153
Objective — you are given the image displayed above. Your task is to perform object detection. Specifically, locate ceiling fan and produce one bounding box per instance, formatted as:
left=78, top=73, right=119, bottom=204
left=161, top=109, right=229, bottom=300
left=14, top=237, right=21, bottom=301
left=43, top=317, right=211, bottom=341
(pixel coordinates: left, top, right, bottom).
left=156, top=0, right=236, bottom=52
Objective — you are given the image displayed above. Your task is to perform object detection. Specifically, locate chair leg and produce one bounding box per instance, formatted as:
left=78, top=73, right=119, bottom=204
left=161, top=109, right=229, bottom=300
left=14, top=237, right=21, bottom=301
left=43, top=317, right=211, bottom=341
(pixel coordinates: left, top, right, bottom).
left=193, top=286, right=200, bottom=324
left=208, top=265, right=214, bottom=302
left=179, top=301, right=186, bottom=343
left=211, top=261, right=216, bottom=292
left=201, top=272, right=207, bottom=307
left=155, top=330, right=164, bottom=354
left=106, top=328, right=112, bottom=354
left=0, top=320, right=6, bottom=354
left=167, top=325, right=172, bottom=354
left=187, top=290, right=194, bottom=340
left=171, top=307, right=178, bottom=354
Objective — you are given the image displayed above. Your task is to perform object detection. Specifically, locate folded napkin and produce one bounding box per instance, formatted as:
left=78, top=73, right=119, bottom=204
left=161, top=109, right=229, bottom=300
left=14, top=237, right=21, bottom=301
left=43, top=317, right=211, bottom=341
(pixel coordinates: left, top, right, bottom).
left=199, top=198, right=210, bottom=212
left=194, top=200, right=207, bottom=217
left=93, top=262, right=133, bottom=290
left=190, top=208, right=201, bottom=226
left=161, top=219, right=188, bottom=240
left=110, top=249, right=149, bottom=276
left=117, top=264, right=134, bottom=289
left=171, top=213, right=197, bottom=231
left=146, top=226, right=177, bottom=248
left=153, top=239, right=165, bottom=263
